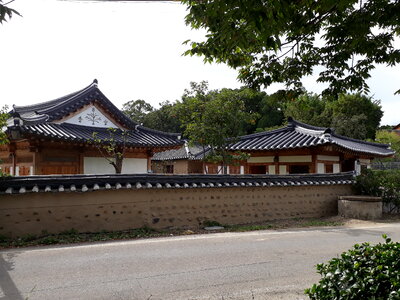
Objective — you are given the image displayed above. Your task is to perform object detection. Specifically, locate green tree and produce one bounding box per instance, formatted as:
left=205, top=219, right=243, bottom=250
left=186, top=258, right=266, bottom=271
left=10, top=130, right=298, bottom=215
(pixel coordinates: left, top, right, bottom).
left=256, top=90, right=293, bottom=131
left=89, top=128, right=128, bottom=174
left=282, top=92, right=382, bottom=140
left=284, top=93, right=331, bottom=128
left=122, top=99, right=154, bottom=124
left=0, top=105, right=9, bottom=145
left=183, top=0, right=400, bottom=96
left=142, top=100, right=181, bottom=133
left=177, top=82, right=256, bottom=174
left=375, top=130, right=400, bottom=159
left=329, top=94, right=383, bottom=140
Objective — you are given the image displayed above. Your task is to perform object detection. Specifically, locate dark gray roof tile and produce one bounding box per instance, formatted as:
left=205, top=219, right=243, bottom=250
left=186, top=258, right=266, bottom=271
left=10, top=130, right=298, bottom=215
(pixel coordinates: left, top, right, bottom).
left=0, top=172, right=356, bottom=194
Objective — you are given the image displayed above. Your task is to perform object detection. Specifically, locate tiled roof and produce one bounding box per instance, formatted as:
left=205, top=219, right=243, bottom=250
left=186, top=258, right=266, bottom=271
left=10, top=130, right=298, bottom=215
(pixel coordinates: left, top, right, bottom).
left=12, top=123, right=182, bottom=148
left=229, top=118, right=395, bottom=157
left=8, top=80, right=183, bottom=147
left=152, top=144, right=208, bottom=161
left=0, top=172, right=355, bottom=194
left=12, top=79, right=137, bottom=128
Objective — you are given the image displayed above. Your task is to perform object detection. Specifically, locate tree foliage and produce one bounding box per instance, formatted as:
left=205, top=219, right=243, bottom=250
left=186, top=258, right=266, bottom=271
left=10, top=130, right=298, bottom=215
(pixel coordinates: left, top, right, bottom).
left=143, top=100, right=182, bottom=133
left=354, top=169, right=400, bottom=212
left=176, top=81, right=257, bottom=173
left=375, top=130, right=400, bottom=159
left=183, top=0, right=400, bottom=96
left=122, top=99, right=154, bottom=124
left=0, top=105, right=9, bottom=145
left=283, top=93, right=383, bottom=140
left=306, top=235, right=400, bottom=299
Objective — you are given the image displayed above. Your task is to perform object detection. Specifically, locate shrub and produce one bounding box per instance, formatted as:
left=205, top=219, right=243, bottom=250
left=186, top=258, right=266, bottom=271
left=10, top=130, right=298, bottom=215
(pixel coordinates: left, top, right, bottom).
left=305, top=235, right=400, bottom=299
left=354, top=169, right=400, bottom=211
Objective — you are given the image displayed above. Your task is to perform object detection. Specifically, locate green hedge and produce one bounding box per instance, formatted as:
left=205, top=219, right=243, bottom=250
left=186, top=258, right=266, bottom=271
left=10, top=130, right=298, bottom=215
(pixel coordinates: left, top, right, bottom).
left=354, top=169, right=400, bottom=211
left=305, top=235, right=400, bottom=299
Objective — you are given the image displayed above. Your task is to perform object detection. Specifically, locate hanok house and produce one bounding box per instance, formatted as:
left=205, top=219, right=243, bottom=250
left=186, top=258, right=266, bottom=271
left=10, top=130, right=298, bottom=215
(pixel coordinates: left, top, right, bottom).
left=0, top=80, right=183, bottom=176
left=152, top=118, right=395, bottom=175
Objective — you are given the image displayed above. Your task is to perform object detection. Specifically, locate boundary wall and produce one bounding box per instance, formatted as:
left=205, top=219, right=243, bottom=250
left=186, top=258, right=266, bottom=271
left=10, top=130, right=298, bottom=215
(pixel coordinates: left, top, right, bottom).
left=0, top=173, right=354, bottom=237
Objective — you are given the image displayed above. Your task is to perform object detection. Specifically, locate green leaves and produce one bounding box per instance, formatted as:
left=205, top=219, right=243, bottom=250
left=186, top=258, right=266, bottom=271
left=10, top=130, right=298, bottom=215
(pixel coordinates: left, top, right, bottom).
left=354, top=169, right=400, bottom=212
left=176, top=81, right=258, bottom=172
left=182, top=0, right=400, bottom=96
left=0, top=105, right=9, bottom=145
left=306, top=235, right=400, bottom=299
left=88, top=128, right=128, bottom=174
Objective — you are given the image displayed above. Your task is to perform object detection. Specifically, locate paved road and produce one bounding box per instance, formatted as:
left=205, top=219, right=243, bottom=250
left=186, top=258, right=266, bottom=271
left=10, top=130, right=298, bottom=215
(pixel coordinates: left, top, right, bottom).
left=1, top=223, right=400, bottom=300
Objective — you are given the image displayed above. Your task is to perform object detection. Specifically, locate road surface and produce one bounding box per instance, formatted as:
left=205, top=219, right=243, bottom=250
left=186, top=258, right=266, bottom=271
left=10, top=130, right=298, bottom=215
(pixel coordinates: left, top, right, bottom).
left=1, top=222, right=400, bottom=300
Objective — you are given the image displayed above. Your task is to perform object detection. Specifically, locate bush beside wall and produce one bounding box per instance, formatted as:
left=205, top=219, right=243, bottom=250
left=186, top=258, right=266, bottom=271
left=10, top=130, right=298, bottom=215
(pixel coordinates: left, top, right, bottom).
left=354, top=170, right=400, bottom=213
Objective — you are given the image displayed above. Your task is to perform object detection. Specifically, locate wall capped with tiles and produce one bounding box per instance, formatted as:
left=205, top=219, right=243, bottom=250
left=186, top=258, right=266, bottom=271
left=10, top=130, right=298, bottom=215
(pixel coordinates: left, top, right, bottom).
left=0, top=184, right=353, bottom=237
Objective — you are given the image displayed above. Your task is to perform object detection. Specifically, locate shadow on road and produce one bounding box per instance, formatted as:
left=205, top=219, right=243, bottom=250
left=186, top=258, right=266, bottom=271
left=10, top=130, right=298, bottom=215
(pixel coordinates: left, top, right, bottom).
left=0, top=252, right=24, bottom=300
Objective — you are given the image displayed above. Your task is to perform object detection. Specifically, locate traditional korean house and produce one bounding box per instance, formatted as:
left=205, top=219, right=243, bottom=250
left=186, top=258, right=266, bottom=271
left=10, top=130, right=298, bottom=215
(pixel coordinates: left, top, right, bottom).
left=152, top=118, right=395, bottom=175
left=0, top=80, right=183, bottom=175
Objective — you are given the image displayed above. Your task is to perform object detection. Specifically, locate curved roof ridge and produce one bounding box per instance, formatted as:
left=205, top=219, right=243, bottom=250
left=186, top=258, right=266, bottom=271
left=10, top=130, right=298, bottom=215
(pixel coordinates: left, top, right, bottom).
left=37, top=81, right=97, bottom=114
left=331, top=132, right=391, bottom=149
left=237, top=126, right=289, bottom=140
left=137, top=125, right=181, bottom=138
left=13, top=81, right=96, bottom=114
left=289, top=118, right=329, bottom=131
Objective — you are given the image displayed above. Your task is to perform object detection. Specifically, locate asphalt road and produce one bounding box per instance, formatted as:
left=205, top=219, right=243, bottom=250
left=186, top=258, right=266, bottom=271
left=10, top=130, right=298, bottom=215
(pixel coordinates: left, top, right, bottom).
left=1, top=222, right=400, bottom=300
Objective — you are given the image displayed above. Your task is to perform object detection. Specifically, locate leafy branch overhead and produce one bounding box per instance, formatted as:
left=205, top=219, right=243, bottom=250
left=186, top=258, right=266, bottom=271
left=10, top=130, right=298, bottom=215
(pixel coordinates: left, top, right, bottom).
left=0, top=1, right=20, bottom=24
left=183, top=0, right=400, bottom=96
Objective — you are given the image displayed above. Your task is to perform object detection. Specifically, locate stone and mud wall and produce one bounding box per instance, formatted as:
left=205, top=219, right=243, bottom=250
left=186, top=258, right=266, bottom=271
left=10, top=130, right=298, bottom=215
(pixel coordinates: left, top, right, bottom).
left=0, top=183, right=352, bottom=237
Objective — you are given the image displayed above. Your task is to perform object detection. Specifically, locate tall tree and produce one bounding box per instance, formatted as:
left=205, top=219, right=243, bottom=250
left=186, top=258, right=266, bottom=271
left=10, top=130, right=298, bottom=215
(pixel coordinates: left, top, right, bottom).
left=374, top=130, right=400, bottom=159
left=122, top=99, right=154, bottom=124
left=329, top=94, right=383, bottom=140
left=183, top=0, right=400, bottom=96
left=283, top=92, right=383, bottom=140
left=143, top=100, right=182, bottom=133
left=177, top=82, right=256, bottom=173
left=284, top=93, right=331, bottom=128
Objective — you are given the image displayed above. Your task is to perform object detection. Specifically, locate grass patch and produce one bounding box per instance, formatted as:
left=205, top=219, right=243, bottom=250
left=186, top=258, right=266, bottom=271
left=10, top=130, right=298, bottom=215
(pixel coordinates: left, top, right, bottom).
left=0, top=217, right=349, bottom=249
left=0, top=226, right=164, bottom=249
left=225, top=224, right=274, bottom=232
left=299, top=219, right=344, bottom=227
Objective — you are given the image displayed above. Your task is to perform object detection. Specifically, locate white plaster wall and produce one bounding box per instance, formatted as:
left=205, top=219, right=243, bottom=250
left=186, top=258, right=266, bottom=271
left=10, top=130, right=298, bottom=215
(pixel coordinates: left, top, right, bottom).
left=248, top=156, right=274, bottom=163
left=84, top=157, right=147, bottom=174
left=268, top=165, right=276, bottom=175
left=63, top=105, right=119, bottom=128
left=279, top=155, right=312, bottom=163
left=333, top=163, right=340, bottom=173
left=121, top=158, right=147, bottom=174
left=317, top=155, right=340, bottom=162
left=279, top=165, right=287, bottom=175
left=240, top=166, right=244, bottom=174
left=317, top=163, right=325, bottom=174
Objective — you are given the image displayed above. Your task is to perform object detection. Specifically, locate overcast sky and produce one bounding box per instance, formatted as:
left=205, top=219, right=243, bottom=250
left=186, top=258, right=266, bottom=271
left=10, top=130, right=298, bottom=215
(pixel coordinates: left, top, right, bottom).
left=1, top=0, right=399, bottom=125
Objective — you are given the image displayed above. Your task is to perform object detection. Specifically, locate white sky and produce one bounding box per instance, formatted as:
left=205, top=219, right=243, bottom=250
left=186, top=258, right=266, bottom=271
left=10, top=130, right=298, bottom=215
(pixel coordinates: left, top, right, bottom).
left=1, top=0, right=399, bottom=125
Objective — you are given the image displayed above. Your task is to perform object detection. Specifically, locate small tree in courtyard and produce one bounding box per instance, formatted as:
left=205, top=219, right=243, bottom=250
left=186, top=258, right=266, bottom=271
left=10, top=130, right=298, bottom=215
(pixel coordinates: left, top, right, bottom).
left=89, top=128, right=128, bottom=174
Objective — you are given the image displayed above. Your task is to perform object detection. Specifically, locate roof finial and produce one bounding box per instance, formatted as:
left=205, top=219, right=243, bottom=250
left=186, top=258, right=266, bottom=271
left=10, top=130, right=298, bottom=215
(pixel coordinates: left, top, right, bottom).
left=93, top=79, right=98, bottom=86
